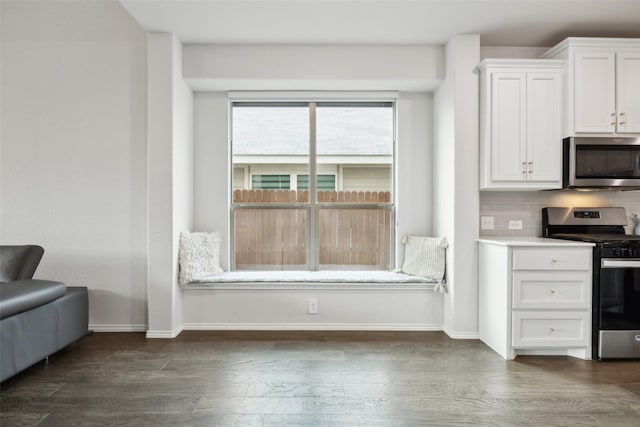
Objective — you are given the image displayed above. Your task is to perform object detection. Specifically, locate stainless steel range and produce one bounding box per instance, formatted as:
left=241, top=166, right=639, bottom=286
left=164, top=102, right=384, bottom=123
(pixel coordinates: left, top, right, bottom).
left=543, top=207, right=640, bottom=360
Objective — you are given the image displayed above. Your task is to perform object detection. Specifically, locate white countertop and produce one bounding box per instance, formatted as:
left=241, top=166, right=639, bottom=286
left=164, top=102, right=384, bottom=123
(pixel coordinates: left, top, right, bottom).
left=477, top=236, right=595, bottom=247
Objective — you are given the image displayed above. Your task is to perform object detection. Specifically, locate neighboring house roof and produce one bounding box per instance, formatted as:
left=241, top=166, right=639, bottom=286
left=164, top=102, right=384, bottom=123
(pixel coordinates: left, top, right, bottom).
left=232, top=106, right=393, bottom=156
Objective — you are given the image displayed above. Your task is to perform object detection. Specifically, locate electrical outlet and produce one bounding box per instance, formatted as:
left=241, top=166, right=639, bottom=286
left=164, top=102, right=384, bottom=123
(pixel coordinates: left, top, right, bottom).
left=508, top=220, right=523, bottom=230
left=480, top=216, right=495, bottom=230
left=308, top=298, right=318, bottom=314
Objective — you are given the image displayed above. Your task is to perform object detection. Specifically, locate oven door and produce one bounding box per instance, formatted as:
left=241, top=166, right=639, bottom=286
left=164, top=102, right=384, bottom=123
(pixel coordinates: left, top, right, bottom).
left=598, top=258, right=640, bottom=358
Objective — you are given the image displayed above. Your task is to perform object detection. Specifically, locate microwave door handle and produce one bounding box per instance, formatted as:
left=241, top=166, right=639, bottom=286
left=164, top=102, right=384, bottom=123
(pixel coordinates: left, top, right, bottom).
left=601, top=259, right=640, bottom=268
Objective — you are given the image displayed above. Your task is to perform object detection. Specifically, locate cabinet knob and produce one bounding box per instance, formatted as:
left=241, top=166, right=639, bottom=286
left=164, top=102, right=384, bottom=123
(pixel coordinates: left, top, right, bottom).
left=549, top=327, right=556, bottom=332
left=551, top=259, right=558, bottom=263
left=611, top=112, right=617, bottom=116
left=620, top=112, right=626, bottom=116
left=611, top=121, right=617, bottom=126
left=550, top=289, right=556, bottom=294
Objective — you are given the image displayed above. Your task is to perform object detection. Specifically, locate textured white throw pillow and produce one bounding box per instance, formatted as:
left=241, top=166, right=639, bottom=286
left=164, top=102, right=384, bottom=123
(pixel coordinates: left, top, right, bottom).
left=400, top=234, right=448, bottom=292
left=178, top=231, right=223, bottom=285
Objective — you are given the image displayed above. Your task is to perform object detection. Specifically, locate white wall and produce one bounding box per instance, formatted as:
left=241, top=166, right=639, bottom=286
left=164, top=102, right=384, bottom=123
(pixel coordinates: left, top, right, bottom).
left=193, top=92, right=231, bottom=268
left=171, top=35, right=194, bottom=335
left=147, top=33, right=194, bottom=338
left=396, top=92, right=433, bottom=265
left=433, top=35, right=481, bottom=339
left=0, top=0, right=148, bottom=331
left=480, top=46, right=549, bottom=60
left=182, top=287, right=443, bottom=330
left=183, top=45, right=445, bottom=92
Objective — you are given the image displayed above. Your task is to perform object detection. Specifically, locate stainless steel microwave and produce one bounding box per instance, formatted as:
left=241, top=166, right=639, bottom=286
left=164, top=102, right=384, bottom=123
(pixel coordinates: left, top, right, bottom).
left=563, top=137, right=640, bottom=189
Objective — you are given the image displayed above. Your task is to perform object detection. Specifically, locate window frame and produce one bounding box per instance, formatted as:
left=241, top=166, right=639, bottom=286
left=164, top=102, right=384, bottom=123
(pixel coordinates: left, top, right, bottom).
left=230, top=97, right=396, bottom=271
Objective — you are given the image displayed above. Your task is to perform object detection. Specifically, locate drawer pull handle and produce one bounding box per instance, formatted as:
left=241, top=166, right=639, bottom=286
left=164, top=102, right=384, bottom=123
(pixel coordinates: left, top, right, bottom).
left=550, top=290, right=556, bottom=294
left=551, top=259, right=558, bottom=264
left=549, top=327, right=556, bottom=332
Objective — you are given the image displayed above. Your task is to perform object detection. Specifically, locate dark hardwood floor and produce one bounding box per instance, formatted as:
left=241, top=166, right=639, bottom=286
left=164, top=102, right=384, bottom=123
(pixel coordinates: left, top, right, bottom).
left=1, top=331, right=639, bottom=426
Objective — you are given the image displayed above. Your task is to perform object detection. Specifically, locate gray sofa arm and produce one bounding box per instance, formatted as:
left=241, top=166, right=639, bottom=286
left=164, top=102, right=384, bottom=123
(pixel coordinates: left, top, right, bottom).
left=0, top=245, right=44, bottom=282
left=0, top=279, right=67, bottom=320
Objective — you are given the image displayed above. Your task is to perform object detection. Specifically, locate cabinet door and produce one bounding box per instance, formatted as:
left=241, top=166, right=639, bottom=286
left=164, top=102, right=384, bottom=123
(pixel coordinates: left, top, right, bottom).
left=526, top=72, right=562, bottom=183
left=513, top=271, right=590, bottom=310
left=512, top=311, right=590, bottom=348
left=616, top=52, right=640, bottom=134
left=574, top=51, right=616, bottom=133
left=512, top=247, right=591, bottom=271
left=491, top=72, right=527, bottom=182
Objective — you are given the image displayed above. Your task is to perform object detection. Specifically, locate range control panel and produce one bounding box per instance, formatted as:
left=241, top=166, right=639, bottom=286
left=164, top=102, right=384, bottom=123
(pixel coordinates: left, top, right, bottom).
left=574, top=210, right=601, bottom=219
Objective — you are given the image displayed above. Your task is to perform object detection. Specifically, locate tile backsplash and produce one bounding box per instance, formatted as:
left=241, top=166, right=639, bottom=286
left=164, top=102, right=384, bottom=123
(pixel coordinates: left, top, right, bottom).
left=479, top=190, right=640, bottom=237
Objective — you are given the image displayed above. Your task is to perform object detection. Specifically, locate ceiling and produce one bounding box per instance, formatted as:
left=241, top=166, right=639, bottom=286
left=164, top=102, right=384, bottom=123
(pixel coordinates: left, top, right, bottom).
left=119, top=0, right=640, bottom=47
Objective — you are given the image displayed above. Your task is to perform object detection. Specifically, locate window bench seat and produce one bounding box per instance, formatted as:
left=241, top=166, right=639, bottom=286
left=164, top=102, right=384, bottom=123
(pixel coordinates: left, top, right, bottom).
left=183, top=270, right=437, bottom=291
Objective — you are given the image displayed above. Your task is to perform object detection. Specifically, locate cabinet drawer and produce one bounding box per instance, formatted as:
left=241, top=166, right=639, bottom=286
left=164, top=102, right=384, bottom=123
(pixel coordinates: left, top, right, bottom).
left=512, top=311, right=589, bottom=348
left=512, top=248, right=590, bottom=271
left=513, top=271, right=591, bottom=309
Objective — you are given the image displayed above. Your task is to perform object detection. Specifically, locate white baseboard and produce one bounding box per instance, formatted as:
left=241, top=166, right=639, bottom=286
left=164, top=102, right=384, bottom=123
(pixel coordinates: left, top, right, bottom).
left=182, top=323, right=444, bottom=331
left=88, top=323, right=444, bottom=335
left=444, top=330, right=480, bottom=339
left=145, top=324, right=184, bottom=338
left=89, top=324, right=147, bottom=332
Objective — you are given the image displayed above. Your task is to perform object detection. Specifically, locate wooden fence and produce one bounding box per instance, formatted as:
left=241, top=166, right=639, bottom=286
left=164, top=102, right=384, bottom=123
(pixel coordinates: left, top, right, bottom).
left=233, top=189, right=391, bottom=204
left=233, top=190, right=392, bottom=269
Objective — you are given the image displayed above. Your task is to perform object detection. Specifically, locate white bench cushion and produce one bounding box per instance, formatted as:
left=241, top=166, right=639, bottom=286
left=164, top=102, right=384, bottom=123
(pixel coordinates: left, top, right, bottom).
left=191, top=270, right=434, bottom=284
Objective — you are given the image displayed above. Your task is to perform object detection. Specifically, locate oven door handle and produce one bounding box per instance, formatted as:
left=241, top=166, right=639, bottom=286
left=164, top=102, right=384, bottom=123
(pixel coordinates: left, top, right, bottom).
left=601, top=258, right=640, bottom=268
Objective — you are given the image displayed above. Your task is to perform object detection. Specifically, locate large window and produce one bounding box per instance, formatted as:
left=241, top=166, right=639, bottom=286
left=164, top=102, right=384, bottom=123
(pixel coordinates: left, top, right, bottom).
left=231, top=101, right=394, bottom=271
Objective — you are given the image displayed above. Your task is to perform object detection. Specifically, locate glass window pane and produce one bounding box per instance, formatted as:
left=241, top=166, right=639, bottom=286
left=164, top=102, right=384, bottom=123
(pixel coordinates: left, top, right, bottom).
left=318, top=207, right=392, bottom=271
left=234, top=208, right=308, bottom=270
left=231, top=100, right=395, bottom=272
left=232, top=104, right=309, bottom=204
left=252, top=174, right=291, bottom=190
left=316, top=104, right=393, bottom=203
left=297, top=174, right=335, bottom=190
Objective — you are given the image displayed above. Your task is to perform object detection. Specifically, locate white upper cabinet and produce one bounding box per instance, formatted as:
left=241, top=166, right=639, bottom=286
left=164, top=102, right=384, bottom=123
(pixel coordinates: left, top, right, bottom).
left=543, top=38, right=640, bottom=136
left=617, top=52, right=640, bottom=134
left=574, top=51, right=616, bottom=133
left=479, top=60, right=563, bottom=190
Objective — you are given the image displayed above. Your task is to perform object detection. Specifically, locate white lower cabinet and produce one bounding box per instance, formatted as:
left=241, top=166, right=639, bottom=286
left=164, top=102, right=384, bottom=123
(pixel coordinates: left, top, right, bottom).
left=512, top=311, right=590, bottom=348
left=479, top=241, right=593, bottom=360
